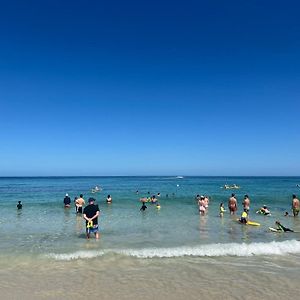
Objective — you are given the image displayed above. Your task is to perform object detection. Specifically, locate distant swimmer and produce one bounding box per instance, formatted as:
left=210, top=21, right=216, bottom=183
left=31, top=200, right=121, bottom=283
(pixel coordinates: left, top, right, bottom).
left=17, top=201, right=22, bottom=210
left=156, top=203, right=161, bottom=210
left=228, top=193, right=237, bottom=215
left=92, top=186, right=102, bottom=193
left=75, top=194, right=85, bottom=214
left=256, top=205, right=271, bottom=215
left=106, top=194, right=112, bottom=204
left=63, top=193, right=71, bottom=208
left=151, top=195, right=158, bottom=203
left=292, top=194, right=300, bottom=217
left=198, top=196, right=206, bottom=215
left=140, top=202, right=147, bottom=211
left=274, top=221, right=293, bottom=232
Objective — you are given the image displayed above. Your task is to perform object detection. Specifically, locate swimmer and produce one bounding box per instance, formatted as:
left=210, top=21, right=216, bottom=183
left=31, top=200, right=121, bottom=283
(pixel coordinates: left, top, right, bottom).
left=228, top=193, right=237, bottom=215
left=156, top=203, right=161, bottom=210
left=198, top=196, right=206, bottom=215
left=284, top=211, right=289, bottom=217
left=63, top=193, right=71, bottom=208
left=140, top=202, right=147, bottom=211
left=106, top=194, right=112, bottom=204
left=275, top=221, right=293, bottom=232
left=256, top=205, right=271, bottom=215
left=219, top=202, right=226, bottom=217
left=151, top=195, right=157, bottom=203
left=75, top=194, right=85, bottom=214
left=17, top=201, right=22, bottom=210
left=292, top=194, right=300, bottom=217
left=242, top=195, right=250, bottom=212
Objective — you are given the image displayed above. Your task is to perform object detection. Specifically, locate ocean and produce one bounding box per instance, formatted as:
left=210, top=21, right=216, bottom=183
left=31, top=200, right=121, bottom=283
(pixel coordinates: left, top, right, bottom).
left=1, top=176, right=300, bottom=299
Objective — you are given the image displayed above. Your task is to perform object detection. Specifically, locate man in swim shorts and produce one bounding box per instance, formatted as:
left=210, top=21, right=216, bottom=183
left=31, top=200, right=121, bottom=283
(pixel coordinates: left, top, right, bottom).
left=242, top=195, right=250, bottom=212
left=75, top=194, right=85, bottom=214
left=83, top=197, right=100, bottom=239
left=292, top=194, right=299, bottom=217
left=228, top=193, right=237, bottom=215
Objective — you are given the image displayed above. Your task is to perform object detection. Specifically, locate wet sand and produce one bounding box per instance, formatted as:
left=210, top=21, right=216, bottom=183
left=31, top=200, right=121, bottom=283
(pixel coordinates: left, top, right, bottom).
left=1, top=255, right=299, bottom=300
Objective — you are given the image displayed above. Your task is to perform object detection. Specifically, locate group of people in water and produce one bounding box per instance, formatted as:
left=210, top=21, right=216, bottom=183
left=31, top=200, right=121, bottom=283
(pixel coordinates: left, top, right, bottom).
left=62, top=191, right=113, bottom=239
left=195, top=192, right=300, bottom=232
left=139, top=193, right=161, bottom=211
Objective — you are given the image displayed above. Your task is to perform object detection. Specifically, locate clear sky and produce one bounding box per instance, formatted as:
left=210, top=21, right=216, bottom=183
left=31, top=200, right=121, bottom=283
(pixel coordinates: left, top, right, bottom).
left=0, top=0, right=299, bottom=176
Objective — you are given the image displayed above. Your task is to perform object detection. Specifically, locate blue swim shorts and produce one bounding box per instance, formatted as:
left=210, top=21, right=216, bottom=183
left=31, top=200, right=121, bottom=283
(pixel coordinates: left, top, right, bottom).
left=86, top=224, right=99, bottom=233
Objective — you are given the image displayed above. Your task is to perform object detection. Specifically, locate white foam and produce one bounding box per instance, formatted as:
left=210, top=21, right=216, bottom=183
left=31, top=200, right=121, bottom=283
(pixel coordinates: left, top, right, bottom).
left=47, top=250, right=105, bottom=260
left=47, top=240, right=300, bottom=261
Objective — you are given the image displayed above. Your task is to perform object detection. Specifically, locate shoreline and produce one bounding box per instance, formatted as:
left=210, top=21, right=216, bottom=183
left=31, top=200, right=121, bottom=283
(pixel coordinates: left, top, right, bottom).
left=1, top=255, right=299, bottom=300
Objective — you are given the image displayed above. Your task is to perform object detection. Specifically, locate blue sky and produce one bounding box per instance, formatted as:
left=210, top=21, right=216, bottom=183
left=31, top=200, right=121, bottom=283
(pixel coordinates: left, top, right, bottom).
left=0, top=0, right=299, bottom=176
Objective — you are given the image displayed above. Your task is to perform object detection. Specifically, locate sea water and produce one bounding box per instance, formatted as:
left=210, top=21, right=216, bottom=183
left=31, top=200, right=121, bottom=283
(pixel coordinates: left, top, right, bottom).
left=1, top=176, right=300, bottom=299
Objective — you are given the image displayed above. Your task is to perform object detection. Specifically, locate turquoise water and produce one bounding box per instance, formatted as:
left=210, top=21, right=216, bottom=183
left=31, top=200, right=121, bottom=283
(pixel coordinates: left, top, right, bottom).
left=1, top=176, right=300, bottom=260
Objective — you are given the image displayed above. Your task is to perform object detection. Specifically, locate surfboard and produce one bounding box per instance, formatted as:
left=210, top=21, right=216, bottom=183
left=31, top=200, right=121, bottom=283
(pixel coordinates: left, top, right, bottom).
left=247, top=221, right=260, bottom=226
left=236, top=219, right=260, bottom=226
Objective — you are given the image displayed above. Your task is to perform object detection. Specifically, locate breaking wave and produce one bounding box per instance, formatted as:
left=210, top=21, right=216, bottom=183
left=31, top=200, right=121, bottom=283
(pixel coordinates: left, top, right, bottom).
left=47, top=240, right=300, bottom=260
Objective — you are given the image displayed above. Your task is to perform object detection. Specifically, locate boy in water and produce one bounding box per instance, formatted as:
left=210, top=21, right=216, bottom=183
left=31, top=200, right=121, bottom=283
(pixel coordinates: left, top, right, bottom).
left=239, top=209, right=248, bottom=224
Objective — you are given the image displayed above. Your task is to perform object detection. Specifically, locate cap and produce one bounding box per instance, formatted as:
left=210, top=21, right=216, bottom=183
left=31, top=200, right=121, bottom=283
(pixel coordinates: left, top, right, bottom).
left=88, top=197, right=96, bottom=203
left=66, top=193, right=68, bottom=196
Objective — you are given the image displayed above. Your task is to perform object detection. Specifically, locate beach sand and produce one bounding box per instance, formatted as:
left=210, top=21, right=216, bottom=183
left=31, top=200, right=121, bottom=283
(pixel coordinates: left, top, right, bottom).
left=1, top=255, right=299, bottom=300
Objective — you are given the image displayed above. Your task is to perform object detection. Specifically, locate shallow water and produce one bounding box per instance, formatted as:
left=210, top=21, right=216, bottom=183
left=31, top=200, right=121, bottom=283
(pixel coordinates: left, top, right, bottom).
left=1, top=176, right=300, bottom=299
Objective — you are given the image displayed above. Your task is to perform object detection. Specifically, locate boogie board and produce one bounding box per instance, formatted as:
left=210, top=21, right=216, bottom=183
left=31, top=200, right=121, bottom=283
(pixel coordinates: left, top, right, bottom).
left=269, top=227, right=298, bottom=233
left=236, top=219, right=260, bottom=226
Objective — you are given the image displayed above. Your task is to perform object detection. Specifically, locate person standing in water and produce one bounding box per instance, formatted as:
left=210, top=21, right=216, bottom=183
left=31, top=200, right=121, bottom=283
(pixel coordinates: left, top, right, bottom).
left=228, top=193, right=238, bottom=215
left=219, top=203, right=226, bottom=217
left=17, top=201, right=22, bottom=210
left=292, top=194, right=299, bottom=217
left=140, top=202, right=147, bottom=211
left=242, top=195, right=250, bottom=212
left=63, top=193, right=71, bottom=208
left=106, top=194, right=112, bottom=204
left=75, top=194, right=85, bottom=214
left=83, top=197, right=100, bottom=239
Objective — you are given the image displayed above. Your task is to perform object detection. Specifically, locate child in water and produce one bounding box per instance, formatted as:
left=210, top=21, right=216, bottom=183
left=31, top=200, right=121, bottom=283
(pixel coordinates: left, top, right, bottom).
left=219, top=203, right=226, bottom=217
left=239, top=209, right=248, bottom=224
